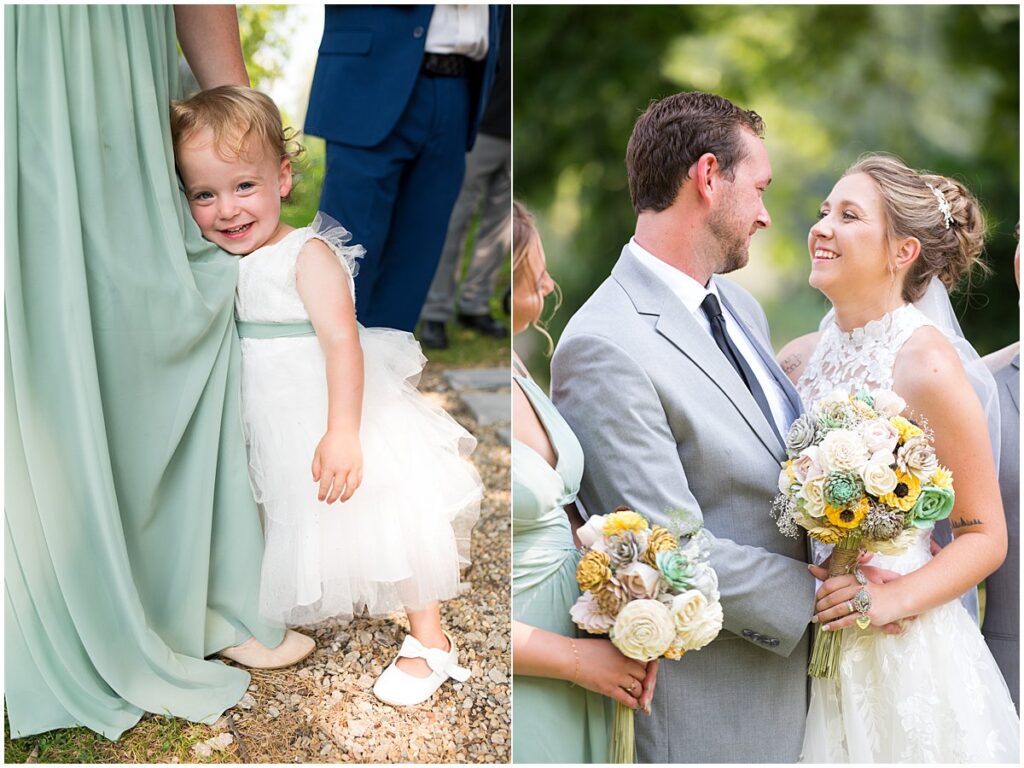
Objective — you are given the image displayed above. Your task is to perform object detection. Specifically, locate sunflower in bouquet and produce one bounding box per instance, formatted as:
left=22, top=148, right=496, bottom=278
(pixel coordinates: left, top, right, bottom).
left=770, top=388, right=955, bottom=679
left=570, top=507, right=723, bottom=762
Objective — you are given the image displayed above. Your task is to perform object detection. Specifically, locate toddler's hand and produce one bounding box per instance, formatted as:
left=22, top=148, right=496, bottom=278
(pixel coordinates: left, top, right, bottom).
left=311, top=430, right=363, bottom=504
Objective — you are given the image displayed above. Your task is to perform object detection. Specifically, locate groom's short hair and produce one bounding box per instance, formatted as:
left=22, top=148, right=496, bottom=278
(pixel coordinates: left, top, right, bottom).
left=627, top=91, right=764, bottom=214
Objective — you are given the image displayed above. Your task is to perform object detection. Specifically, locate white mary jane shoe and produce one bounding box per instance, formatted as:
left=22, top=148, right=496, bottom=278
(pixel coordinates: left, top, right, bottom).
left=372, top=632, right=471, bottom=706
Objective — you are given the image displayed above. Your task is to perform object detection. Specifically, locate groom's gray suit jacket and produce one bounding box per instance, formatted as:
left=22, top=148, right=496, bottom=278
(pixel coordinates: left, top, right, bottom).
left=551, top=247, right=815, bottom=763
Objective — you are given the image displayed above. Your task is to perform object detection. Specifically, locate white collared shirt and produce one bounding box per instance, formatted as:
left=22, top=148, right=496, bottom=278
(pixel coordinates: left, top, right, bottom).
left=628, top=238, right=796, bottom=438
left=425, top=5, right=489, bottom=60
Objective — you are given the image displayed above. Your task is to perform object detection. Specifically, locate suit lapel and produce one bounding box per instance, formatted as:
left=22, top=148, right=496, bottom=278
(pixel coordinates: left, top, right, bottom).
left=1007, top=354, right=1020, bottom=413
left=612, top=250, right=785, bottom=462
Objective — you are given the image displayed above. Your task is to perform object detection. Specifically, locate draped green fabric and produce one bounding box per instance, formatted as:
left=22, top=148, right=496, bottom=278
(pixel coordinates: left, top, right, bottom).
left=512, top=375, right=610, bottom=763
left=4, top=5, right=284, bottom=740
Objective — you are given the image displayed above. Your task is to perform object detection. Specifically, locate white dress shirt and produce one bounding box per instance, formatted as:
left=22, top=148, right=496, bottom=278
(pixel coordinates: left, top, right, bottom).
left=425, top=5, right=489, bottom=60
left=628, top=238, right=796, bottom=438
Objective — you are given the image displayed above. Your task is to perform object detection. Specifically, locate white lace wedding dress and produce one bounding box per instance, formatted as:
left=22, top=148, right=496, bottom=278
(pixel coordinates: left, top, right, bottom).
left=797, top=303, right=1019, bottom=763
left=236, top=218, right=482, bottom=626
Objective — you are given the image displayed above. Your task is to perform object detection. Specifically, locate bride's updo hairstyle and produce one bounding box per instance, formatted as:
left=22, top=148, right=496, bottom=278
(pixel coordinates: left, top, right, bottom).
left=844, top=153, right=987, bottom=302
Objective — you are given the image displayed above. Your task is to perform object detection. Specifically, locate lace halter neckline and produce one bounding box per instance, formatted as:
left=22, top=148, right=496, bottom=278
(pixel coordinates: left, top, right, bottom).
left=796, top=303, right=933, bottom=409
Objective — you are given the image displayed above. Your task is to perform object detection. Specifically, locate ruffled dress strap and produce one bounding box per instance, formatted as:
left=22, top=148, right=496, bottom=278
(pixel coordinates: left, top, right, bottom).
left=303, top=212, right=366, bottom=304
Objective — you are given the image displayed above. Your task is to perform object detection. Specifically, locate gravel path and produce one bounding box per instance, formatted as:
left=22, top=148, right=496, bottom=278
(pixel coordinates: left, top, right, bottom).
left=222, top=365, right=511, bottom=763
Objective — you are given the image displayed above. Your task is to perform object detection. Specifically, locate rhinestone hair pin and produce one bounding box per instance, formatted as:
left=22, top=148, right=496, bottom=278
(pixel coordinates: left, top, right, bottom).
left=925, top=183, right=954, bottom=230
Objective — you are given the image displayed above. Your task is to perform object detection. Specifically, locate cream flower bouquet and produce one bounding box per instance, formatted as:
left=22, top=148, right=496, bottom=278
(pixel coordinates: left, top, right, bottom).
left=571, top=507, right=723, bottom=763
left=770, top=388, right=955, bottom=679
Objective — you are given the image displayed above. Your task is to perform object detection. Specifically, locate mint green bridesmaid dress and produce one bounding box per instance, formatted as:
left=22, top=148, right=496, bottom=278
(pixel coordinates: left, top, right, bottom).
left=5, top=5, right=284, bottom=739
left=512, top=374, right=611, bottom=763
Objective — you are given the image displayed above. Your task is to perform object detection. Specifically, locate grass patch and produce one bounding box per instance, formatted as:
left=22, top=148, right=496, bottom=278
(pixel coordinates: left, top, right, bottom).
left=4, top=712, right=238, bottom=764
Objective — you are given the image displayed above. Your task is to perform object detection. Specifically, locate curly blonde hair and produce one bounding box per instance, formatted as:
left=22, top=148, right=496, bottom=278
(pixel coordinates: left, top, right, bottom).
left=844, top=153, right=988, bottom=302
left=170, top=85, right=304, bottom=165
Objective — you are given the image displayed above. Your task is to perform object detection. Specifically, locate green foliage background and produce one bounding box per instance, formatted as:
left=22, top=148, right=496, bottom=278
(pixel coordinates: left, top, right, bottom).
left=513, top=5, right=1019, bottom=380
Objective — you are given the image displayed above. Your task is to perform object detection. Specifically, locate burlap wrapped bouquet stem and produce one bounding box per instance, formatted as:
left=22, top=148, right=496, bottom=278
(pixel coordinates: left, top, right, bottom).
left=808, top=536, right=862, bottom=679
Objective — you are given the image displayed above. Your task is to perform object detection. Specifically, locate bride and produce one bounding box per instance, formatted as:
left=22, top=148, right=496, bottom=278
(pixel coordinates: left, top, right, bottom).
left=778, top=153, right=1019, bottom=762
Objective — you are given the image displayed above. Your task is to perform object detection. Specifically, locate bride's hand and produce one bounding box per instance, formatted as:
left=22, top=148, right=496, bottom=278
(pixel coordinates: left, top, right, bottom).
left=575, top=638, right=648, bottom=709
left=811, top=576, right=908, bottom=632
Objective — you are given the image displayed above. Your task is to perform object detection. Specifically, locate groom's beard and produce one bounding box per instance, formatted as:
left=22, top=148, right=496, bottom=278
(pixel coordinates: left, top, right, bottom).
left=708, top=201, right=750, bottom=275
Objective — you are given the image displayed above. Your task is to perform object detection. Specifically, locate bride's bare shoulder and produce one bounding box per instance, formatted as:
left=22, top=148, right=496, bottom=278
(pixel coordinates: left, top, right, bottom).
left=777, top=332, right=821, bottom=384
left=894, top=325, right=970, bottom=406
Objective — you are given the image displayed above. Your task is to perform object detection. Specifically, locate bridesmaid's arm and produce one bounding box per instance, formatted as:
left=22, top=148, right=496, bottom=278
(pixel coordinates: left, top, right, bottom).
left=174, top=5, right=250, bottom=89
left=512, top=621, right=653, bottom=710
left=813, top=327, right=1006, bottom=629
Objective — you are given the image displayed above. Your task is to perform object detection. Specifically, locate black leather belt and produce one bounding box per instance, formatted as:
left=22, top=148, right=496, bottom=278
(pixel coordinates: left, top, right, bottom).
left=421, top=52, right=473, bottom=78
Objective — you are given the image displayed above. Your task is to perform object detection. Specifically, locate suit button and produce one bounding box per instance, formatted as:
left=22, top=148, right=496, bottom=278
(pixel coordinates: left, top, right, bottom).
left=741, top=629, right=754, bottom=638
left=768, top=638, right=780, bottom=647
left=413, top=26, right=425, bottom=38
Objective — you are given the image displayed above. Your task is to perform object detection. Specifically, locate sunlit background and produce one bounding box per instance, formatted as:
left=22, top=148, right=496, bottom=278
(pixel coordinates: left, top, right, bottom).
left=513, top=5, right=1020, bottom=386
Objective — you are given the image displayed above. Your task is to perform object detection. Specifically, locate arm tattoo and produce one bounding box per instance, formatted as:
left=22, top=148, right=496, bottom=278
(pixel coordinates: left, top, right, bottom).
left=951, top=518, right=983, bottom=530
left=780, top=353, right=802, bottom=375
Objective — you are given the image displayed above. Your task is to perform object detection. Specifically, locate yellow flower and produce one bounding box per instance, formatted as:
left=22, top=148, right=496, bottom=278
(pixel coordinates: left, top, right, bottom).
left=825, top=500, right=867, bottom=530
left=576, top=550, right=612, bottom=592
left=603, top=509, right=649, bottom=537
left=663, top=644, right=687, bottom=661
left=878, top=469, right=922, bottom=512
left=930, top=466, right=954, bottom=490
left=642, top=526, right=679, bottom=568
left=808, top=525, right=844, bottom=545
left=890, top=416, right=924, bottom=444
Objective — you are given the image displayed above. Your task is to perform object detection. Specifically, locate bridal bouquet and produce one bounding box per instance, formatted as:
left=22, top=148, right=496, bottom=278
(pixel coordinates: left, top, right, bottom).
left=770, top=388, right=955, bottom=679
left=571, top=507, right=723, bottom=763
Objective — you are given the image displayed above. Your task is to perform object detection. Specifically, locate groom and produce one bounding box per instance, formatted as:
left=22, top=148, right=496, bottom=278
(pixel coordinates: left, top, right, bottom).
left=551, top=92, right=815, bottom=762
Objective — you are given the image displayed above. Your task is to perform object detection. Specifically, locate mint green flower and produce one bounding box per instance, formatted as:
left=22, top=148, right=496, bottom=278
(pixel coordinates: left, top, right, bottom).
left=655, top=550, right=696, bottom=592
left=824, top=471, right=864, bottom=508
left=909, top=485, right=955, bottom=529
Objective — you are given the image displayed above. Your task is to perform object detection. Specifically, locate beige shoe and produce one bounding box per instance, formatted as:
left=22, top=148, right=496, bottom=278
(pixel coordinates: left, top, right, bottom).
left=218, top=629, right=315, bottom=670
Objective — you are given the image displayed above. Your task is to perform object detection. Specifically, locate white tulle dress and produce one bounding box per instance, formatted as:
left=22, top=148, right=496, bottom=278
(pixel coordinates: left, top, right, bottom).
left=797, top=303, right=1019, bottom=762
left=235, top=216, right=482, bottom=626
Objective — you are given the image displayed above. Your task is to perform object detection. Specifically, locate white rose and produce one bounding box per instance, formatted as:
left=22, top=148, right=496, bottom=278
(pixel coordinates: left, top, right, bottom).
left=617, top=561, right=663, bottom=600
left=610, top=599, right=676, bottom=662
left=671, top=592, right=724, bottom=652
left=791, top=446, right=824, bottom=484
left=819, top=428, right=870, bottom=473
left=693, top=566, right=720, bottom=602
left=868, top=528, right=919, bottom=557
left=860, top=418, right=899, bottom=455
left=799, top=476, right=827, bottom=518
left=861, top=451, right=899, bottom=496
left=821, top=389, right=851, bottom=406
left=872, top=389, right=907, bottom=418
left=569, top=592, right=615, bottom=635
left=778, top=466, right=794, bottom=494
left=577, top=515, right=607, bottom=548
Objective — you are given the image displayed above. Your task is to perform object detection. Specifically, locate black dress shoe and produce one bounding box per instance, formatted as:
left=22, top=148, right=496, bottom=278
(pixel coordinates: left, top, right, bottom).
left=419, top=320, right=449, bottom=349
left=456, top=312, right=507, bottom=338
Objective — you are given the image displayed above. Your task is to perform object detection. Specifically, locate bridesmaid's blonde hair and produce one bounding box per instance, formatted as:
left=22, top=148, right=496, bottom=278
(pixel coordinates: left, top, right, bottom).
left=513, top=201, right=561, bottom=355
left=170, top=85, right=304, bottom=164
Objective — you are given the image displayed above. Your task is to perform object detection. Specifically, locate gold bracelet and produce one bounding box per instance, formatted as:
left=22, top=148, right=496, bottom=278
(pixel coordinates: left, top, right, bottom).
left=568, top=638, right=580, bottom=687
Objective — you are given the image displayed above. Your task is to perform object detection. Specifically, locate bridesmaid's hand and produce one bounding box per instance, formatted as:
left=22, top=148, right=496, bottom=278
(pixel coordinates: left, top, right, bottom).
left=575, top=638, right=648, bottom=709
left=639, top=658, right=659, bottom=715
left=311, top=430, right=363, bottom=503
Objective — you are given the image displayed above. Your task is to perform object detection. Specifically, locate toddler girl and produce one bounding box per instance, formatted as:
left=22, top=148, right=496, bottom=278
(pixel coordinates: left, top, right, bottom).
left=170, top=86, right=482, bottom=706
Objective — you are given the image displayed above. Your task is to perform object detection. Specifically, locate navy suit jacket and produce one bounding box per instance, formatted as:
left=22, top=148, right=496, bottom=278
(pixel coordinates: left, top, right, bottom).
left=304, top=5, right=505, bottom=149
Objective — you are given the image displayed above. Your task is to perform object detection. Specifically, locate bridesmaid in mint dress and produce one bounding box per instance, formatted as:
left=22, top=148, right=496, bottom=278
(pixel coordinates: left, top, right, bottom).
left=511, top=203, right=654, bottom=763
left=5, top=6, right=304, bottom=740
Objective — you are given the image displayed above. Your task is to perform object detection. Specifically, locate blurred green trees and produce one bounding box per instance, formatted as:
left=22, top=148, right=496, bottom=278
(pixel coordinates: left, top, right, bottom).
left=514, top=5, right=1019, bottom=373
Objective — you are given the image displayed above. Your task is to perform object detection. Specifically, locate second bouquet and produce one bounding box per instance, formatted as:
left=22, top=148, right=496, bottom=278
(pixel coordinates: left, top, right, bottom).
left=570, top=507, right=723, bottom=763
